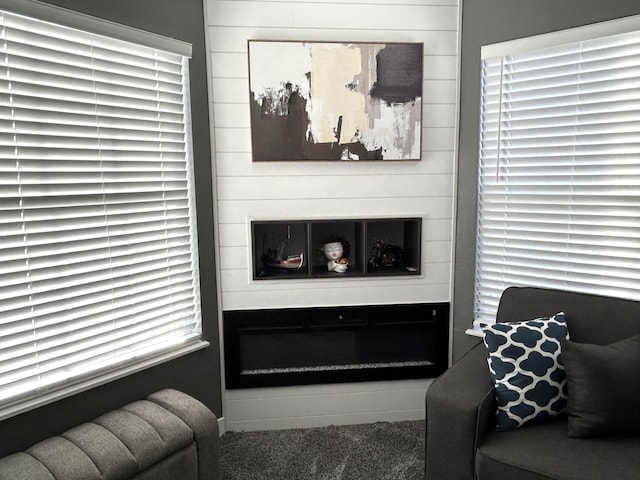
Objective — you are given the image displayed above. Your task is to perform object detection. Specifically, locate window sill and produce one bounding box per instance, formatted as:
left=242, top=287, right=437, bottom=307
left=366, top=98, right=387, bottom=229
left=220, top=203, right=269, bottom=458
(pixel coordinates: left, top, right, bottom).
left=465, top=326, right=483, bottom=337
left=0, top=340, right=210, bottom=421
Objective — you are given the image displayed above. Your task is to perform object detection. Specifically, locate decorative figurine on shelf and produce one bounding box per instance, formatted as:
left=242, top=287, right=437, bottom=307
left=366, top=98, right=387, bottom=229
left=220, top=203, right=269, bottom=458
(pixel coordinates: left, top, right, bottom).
left=323, top=235, right=350, bottom=273
left=368, top=238, right=406, bottom=269
left=260, top=226, right=304, bottom=274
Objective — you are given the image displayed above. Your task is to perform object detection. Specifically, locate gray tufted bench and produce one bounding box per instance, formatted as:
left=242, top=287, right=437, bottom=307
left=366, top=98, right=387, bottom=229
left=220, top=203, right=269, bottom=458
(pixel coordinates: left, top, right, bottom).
left=0, top=389, right=220, bottom=480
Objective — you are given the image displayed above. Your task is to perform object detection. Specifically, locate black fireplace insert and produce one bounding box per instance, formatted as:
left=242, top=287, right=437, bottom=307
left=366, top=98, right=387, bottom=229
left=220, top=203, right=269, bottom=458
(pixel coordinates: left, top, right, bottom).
left=223, top=303, right=449, bottom=389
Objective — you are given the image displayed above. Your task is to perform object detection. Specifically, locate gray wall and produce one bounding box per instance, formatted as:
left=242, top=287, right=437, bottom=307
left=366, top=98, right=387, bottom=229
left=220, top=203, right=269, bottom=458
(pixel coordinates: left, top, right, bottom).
left=453, top=0, right=640, bottom=361
left=0, top=0, right=221, bottom=457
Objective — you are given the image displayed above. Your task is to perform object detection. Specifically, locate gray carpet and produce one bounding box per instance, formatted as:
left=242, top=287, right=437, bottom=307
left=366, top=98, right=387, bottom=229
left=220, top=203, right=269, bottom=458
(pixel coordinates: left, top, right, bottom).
left=220, top=420, right=425, bottom=480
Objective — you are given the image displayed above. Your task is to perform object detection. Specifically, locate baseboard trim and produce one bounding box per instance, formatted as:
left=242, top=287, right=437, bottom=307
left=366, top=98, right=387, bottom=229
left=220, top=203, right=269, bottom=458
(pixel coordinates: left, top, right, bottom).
left=217, top=416, right=227, bottom=436
left=226, top=408, right=425, bottom=432
left=223, top=379, right=432, bottom=432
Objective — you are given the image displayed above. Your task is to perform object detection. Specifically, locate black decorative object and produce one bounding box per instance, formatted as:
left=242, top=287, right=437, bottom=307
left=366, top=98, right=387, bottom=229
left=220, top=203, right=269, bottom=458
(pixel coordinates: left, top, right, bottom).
left=368, top=239, right=406, bottom=269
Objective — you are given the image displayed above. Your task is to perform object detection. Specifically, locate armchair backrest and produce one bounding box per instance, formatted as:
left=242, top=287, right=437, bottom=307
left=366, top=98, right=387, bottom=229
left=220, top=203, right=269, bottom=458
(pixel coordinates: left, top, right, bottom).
left=496, top=286, right=640, bottom=345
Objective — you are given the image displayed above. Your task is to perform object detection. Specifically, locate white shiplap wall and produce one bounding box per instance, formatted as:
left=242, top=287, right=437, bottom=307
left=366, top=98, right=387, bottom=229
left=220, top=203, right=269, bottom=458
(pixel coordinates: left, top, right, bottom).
left=205, top=0, right=459, bottom=431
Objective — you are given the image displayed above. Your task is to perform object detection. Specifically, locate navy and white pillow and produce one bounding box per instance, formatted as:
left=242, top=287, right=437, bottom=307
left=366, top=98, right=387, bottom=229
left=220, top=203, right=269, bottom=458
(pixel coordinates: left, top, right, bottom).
left=481, top=313, right=569, bottom=431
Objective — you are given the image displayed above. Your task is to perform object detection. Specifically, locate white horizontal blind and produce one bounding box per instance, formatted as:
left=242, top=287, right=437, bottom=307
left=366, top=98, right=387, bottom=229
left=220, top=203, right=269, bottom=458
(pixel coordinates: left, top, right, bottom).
left=0, top=6, right=202, bottom=411
left=474, top=21, right=640, bottom=328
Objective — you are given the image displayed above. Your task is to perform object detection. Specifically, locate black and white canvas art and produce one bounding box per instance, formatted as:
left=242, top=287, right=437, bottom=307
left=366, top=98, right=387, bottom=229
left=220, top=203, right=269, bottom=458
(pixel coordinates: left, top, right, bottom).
left=248, top=41, right=423, bottom=161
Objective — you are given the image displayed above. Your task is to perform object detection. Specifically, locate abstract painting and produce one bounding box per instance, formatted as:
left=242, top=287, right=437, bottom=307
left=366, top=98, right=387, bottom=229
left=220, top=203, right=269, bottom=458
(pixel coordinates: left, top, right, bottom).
left=248, top=41, right=423, bottom=161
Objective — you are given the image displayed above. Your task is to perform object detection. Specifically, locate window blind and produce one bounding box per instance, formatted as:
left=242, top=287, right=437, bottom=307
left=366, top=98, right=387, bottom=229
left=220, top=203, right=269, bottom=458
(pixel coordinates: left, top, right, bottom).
left=0, top=5, right=203, bottom=415
left=473, top=20, right=640, bottom=329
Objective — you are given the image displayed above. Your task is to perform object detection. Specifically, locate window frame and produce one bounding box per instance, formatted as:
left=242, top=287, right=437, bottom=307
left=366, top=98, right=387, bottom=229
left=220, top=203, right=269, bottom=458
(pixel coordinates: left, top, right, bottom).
left=472, top=14, right=640, bottom=331
left=0, top=0, right=208, bottom=420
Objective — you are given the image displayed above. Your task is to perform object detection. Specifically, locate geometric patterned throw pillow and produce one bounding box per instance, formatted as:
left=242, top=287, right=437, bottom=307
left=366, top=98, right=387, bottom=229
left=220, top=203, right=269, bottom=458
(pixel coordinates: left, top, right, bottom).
left=481, top=312, right=569, bottom=431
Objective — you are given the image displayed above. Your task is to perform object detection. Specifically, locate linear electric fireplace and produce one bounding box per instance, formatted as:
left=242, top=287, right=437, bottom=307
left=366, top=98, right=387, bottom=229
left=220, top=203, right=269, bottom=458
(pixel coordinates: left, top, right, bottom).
left=223, top=303, right=449, bottom=389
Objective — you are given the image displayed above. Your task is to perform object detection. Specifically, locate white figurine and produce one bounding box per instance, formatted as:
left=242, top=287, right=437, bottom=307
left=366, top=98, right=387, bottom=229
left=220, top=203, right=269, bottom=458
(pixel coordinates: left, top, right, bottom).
left=323, top=239, right=348, bottom=273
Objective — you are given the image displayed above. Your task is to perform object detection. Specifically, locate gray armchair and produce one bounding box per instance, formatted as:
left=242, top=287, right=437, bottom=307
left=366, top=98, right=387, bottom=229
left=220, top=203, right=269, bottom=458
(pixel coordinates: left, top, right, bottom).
left=425, top=286, right=640, bottom=480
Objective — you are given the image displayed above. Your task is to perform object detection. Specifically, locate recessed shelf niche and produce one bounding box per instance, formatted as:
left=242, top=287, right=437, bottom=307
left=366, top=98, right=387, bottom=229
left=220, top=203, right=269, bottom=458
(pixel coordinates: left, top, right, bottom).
left=252, top=217, right=422, bottom=280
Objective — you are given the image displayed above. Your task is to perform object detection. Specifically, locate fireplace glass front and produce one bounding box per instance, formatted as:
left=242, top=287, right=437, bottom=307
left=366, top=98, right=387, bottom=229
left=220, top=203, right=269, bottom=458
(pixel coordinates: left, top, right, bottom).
left=224, top=303, right=449, bottom=389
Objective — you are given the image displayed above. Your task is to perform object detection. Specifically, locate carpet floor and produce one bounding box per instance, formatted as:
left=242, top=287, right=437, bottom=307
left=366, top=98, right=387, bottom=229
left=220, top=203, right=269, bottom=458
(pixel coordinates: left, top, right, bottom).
left=220, top=420, right=425, bottom=480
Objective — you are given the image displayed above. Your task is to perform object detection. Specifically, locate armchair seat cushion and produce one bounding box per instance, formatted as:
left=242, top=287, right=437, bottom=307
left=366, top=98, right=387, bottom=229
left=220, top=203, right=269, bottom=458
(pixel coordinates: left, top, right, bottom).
left=477, top=417, right=640, bottom=480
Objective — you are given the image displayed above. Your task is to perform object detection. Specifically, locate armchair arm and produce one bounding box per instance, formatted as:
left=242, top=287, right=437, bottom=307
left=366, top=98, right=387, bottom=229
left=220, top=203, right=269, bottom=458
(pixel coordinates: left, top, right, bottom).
left=425, top=343, right=495, bottom=480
